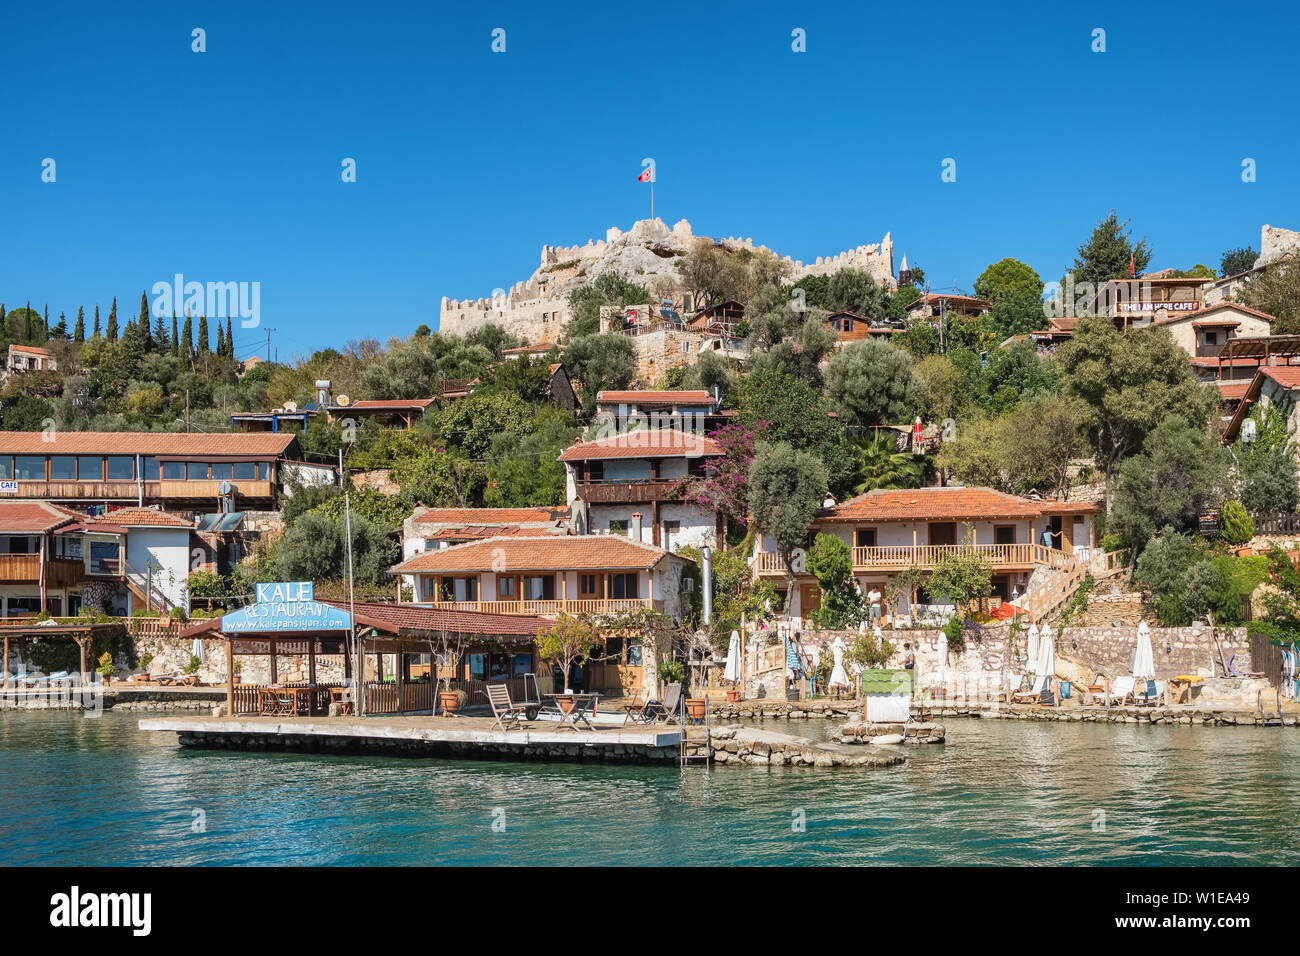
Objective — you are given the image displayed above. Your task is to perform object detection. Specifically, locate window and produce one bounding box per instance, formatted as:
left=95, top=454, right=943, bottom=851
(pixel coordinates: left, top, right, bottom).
left=50, top=456, right=76, bottom=480
left=258, top=462, right=269, bottom=480
left=0, top=458, right=11, bottom=479
left=78, top=456, right=104, bottom=480
left=497, top=576, right=516, bottom=599
left=512, top=653, right=532, bottom=677
left=421, top=577, right=436, bottom=599
left=89, top=539, right=121, bottom=575
left=994, top=525, right=1016, bottom=545
left=522, top=575, right=555, bottom=600
left=233, top=461, right=257, bottom=480
left=610, top=573, right=639, bottom=599
left=488, top=653, right=510, bottom=680
left=210, top=462, right=234, bottom=480
left=627, top=637, right=643, bottom=666
left=453, top=577, right=478, bottom=602
left=13, top=457, right=43, bottom=481
left=141, top=457, right=158, bottom=480
left=579, top=573, right=599, bottom=597
left=105, top=456, right=133, bottom=480
left=608, top=520, right=626, bottom=535
left=468, top=653, right=487, bottom=681
left=663, top=520, right=681, bottom=551
left=162, top=461, right=185, bottom=480
left=186, top=462, right=208, bottom=480
left=855, top=528, right=877, bottom=548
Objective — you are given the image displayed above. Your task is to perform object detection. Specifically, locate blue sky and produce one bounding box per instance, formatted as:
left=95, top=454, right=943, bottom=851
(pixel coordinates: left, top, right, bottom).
left=3, top=0, right=1296, bottom=362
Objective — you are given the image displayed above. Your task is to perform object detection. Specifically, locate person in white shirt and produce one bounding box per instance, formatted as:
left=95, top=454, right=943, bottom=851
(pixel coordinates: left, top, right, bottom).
left=867, top=586, right=883, bottom=626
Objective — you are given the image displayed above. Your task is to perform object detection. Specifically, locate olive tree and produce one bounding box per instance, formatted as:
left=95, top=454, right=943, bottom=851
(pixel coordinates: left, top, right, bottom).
left=748, top=442, right=829, bottom=606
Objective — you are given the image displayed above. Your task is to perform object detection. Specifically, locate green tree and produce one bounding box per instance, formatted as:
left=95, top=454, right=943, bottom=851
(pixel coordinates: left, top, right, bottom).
left=92, top=304, right=101, bottom=338
left=225, top=318, right=234, bottom=358
left=1110, top=416, right=1230, bottom=552
left=106, top=297, right=118, bottom=341
left=823, top=338, right=917, bottom=428
left=1239, top=445, right=1298, bottom=516
left=138, top=291, right=153, bottom=352
left=748, top=442, right=829, bottom=605
left=848, top=433, right=930, bottom=493
left=1220, top=247, right=1258, bottom=277
left=974, top=257, right=1044, bottom=302
left=927, top=546, right=993, bottom=614
left=736, top=368, right=851, bottom=493
left=1067, top=211, right=1153, bottom=286
left=73, top=307, right=85, bottom=343
left=1057, top=317, right=1215, bottom=489
left=1219, top=500, right=1255, bottom=545
left=826, top=268, right=889, bottom=317
left=680, top=349, right=733, bottom=399
left=1132, top=527, right=1198, bottom=625
left=1004, top=395, right=1089, bottom=498
left=1242, top=258, right=1300, bottom=332
left=566, top=273, right=652, bottom=339
left=986, top=290, right=1048, bottom=341
left=181, top=312, right=194, bottom=362
left=561, top=334, right=636, bottom=409
left=805, top=533, right=865, bottom=629
left=171, top=313, right=179, bottom=357
left=197, top=314, right=210, bottom=357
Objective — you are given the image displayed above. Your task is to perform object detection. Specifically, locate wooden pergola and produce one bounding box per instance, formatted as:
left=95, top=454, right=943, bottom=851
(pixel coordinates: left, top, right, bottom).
left=0, top=619, right=126, bottom=686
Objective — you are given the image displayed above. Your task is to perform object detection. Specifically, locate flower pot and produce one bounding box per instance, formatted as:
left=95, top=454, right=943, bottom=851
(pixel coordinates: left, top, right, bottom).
left=439, top=692, right=462, bottom=715
left=726, top=688, right=741, bottom=703
left=685, top=698, right=706, bottom=721
left=556, top=694, right=576, bottom=715
left=232, top=675, right=241, bottom=685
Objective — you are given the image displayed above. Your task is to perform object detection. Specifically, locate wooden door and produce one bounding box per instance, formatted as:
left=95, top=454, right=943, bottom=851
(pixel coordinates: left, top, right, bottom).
left=799, top=584, right=822, bottom=615
left=929, top=522, right=956, bottom=546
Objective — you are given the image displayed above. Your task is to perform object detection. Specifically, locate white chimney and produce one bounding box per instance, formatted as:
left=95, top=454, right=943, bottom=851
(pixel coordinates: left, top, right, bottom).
left=630, top=513, right=643, bottom=542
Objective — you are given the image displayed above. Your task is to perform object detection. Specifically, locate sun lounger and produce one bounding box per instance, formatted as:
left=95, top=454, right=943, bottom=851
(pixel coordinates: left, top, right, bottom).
left=997, top=673, right=1024, bottom=703
left=1107, top=675, right=1136, bottom=706
left=485, top=683, right=528, bottom=731
left=641, top=682, right=683, bottom=725
left=1011, top=674, right=1048, bottom=704
left=1133, top=679, right=1163, bottom=706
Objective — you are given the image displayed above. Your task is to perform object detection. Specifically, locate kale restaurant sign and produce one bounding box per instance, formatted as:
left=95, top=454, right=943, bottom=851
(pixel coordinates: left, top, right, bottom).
left=220, top=582, right=352, bottom=633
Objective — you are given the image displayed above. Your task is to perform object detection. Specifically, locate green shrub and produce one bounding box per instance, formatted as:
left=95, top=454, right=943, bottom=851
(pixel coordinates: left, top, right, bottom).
left=1219, top=500, right=1255, bottom=545
left=656, top=659, right=685, bottom=685
left=95, top=652, right=115, bottom=678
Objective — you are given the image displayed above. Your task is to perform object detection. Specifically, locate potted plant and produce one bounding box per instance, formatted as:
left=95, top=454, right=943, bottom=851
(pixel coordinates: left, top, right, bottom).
left=183, top=653, right=201, bottom=686
left=685, top=697, right=707, bottom=721
left=726, top=686, right=742, bottom=703
left=95, top=652, right=116, bottom=683
left=232, top=661, right=242, bottom=685
left=656, top=658, right=685, bottom=695
left=439, top=687, right=468, bottom=715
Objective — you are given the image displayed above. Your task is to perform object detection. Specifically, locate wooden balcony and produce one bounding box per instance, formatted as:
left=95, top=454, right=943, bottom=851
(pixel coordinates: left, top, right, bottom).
left=576, top=480, right=683, bottom=504
left=421, top=598, right=661, bottom=617
left=0, top=555, right=87, bottom=587
left=8, top=479, right=273, bottom=502
left=753, top=543, right=1072, bottom=576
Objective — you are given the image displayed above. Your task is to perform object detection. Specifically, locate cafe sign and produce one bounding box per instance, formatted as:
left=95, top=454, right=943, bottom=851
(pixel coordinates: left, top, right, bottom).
left=219, top=581, right=352, bottom=633
left=0, top=481, right=17, bottom=495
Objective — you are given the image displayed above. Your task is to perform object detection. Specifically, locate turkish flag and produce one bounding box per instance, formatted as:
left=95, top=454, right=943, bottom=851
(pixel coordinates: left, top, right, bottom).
left=637, top=166, right=653, bottom=183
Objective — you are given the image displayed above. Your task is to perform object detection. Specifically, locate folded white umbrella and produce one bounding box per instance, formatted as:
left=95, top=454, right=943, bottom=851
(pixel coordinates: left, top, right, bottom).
left=828, top=636, right=851, bottom=689
left=1026, top=624, right=1041, bottom=676
left=1036, top=625, right=1055, bottom=691
left=723, top=630, right=742, bottom=683
left=191, top=637, right=205, bottom=665
left=1132, top=621, right=1156, bottom=681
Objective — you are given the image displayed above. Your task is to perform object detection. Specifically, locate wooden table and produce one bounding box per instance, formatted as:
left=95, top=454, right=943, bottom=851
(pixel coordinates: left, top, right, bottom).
left=547, top=692, right=601, bottom=731
left=261, top=685, right=318, bottom=716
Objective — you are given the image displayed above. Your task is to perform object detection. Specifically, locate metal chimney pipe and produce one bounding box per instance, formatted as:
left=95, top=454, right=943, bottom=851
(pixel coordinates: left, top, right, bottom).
left=702, top=546, right=713, bottom=625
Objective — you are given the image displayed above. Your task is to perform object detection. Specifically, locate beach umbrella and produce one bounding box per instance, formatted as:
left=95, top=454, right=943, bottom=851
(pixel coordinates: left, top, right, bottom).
left=828, top=637, right=851, bottom=690
left=191, top=637, right=205, bottom=665
left=1026, top=624, right=1041, bottom=675
left=1036, top=625, right=1055, bottom=690
left=1132, top=621, right=1156, bottom=681
left=723, top=630, right=742, bottom=683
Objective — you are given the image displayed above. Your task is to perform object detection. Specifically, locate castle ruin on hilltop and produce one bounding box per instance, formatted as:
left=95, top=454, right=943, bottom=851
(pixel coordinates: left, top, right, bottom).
left=438, top=218, right=897, bottom=343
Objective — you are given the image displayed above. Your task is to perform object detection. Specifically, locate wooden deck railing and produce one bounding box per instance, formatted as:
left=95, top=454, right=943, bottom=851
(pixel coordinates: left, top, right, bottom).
left=753, top=543, right=1072, bottom=575
left=423, top=598, right=659, bottom=616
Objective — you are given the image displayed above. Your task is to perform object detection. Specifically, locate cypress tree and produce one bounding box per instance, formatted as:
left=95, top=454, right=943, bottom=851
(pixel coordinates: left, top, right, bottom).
left=152, top=312, right=169, bottom=350
left=197, top=314, right=210, bottom=357
left=216, top=322, right=226, bottom=358
left=138, top=291, right=153, bottom=351
left=42, top=304, right=49, bottom=342
left=51, top=312, right=69, bottom=340
left=93, top=304, right=101, bottom=338
left=182, top=311, right=194, bottom=361
left=107, top=297, right=118, bottom=341
left=225, top=317, right=234, bottom=358
left=74, top=306, right=85, bottom=342
left=171, top=312, right=179, bottom=357
left=24, top=300, right=32, bottom=341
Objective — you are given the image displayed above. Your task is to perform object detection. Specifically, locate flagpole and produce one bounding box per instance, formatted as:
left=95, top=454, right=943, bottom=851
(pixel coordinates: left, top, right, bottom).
left=650, top=177, right=654, bottom=221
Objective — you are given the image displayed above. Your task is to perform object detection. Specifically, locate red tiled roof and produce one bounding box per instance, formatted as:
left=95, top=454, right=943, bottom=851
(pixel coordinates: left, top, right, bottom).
left=90, top=508, right=194, bottom=529
left=0, top=501, right=80, bottom=534
left=9, top=344, right=53, bottom=355
left=1260, top=366, right=1300, bottom=390
left=327, top=601, right=550, bottom=637
left=910, top=293, right=993, bottom=308
left=390, top=535, right=678, bottom=574
left=1213, top=381, right=1251, bottom=401
left=819, top=487, right=1101, bottom=522
left=1187, top=301, right=1278, bottom=323
left=557, top=429, right=721, bottom=462
left=423, top=526, right=563, bottom=541
left=0, top=432, right=296, bottom=456
left=1222, top=365, right=1300, bottom=443
left=413, top=506, right=568, bottom=526
left=596, top=390, right=715, bottom=405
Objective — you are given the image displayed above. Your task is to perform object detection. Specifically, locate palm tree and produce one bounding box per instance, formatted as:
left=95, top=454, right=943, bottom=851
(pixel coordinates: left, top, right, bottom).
left=849, top=433, right=930, bottom=494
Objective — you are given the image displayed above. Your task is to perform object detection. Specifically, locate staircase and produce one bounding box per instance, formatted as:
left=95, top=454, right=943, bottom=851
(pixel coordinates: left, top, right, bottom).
left=1022, top=549, right=1129, bottom=624
left=123, top=561, right=182, bottom=616
left=680, top=695, right=712, bottom=766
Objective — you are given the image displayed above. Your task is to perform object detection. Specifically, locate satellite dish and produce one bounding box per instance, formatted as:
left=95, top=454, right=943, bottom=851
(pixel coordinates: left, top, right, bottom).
left=283, top=400, right=297, bottom=412
left=336, top=394, right=351, bottom=407
left=218, top=481, right=233, bottom=496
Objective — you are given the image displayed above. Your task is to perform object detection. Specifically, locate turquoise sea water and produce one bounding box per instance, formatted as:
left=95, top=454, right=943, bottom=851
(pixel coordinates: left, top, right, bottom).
left=1, top=711, right=1297, bottom=866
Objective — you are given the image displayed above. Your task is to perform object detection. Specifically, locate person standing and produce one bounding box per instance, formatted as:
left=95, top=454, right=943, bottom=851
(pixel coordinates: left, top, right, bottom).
left=867, top=585, right=883, bottom=627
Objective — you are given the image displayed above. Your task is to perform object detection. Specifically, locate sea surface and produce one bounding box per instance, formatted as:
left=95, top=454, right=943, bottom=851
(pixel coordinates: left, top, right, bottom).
left=1, top=710, right=1297, bottom=866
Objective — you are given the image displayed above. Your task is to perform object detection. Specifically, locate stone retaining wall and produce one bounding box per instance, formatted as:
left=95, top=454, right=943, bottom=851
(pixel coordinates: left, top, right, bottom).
left=927, top=703, right=1297, bottom=726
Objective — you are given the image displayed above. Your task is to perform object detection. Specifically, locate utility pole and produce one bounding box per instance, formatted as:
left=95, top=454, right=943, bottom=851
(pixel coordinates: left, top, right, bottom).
left=264, top=327, right=277, bottom=364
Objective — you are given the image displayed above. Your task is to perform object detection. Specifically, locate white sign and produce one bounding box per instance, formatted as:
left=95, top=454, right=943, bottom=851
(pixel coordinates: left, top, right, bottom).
left=0, top=481, right=17, bottom=495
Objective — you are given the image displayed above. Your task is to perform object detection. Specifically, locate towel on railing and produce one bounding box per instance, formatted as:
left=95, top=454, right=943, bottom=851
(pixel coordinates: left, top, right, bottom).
left=784, top=636, right=802, bottom=677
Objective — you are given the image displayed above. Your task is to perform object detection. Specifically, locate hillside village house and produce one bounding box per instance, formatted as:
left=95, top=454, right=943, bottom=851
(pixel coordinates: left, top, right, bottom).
left=5, top=344, right=57, bottom=376
left=0, top=432, right=321, bottom=513
left=753, top=487, right=1100, bottom=621
left=1089, top=274, right=1206, bottom=328
left=905, top=292, right=992, bottom=321
left=397, top=506, right=570, bottom=596
left=825, top=311, right=902, bottom=345
left=559, top=427, right=723, bottom=550
left=593, top=389, right=722, bottom=431
left=0, top=502, right=206, bottom=617
left=1222, top=366, right=1300, bottom=450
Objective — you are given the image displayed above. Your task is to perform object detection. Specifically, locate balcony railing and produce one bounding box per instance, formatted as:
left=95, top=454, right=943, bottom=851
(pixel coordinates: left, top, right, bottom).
left=753, top=543, right=1073, bottom=575
left=420, top=598, right=660, bottom=616
left=0, top=555, right=86, bottom=587
left=576, top=479, right=686, bottom=503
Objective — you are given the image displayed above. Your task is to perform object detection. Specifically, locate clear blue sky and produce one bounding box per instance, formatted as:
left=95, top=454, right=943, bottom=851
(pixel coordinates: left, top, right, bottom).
left=3, top=0, right=1296, bottom=362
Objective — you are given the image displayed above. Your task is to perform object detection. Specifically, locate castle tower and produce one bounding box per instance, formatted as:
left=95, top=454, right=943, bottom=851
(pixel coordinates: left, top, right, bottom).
left=898, top=253, right=912, bottom=287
